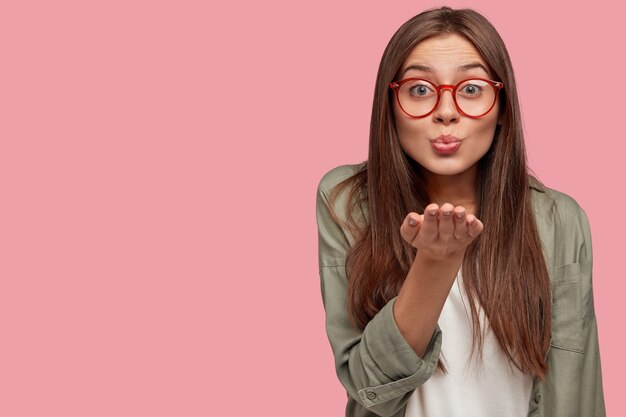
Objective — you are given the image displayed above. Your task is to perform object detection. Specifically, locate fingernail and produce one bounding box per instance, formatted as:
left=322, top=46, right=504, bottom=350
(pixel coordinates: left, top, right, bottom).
left=455, top=213, right=463, bottom=219
left=429, top=209, right=437, bottom=216
left=409, top=218, right=417, bottom=226
left=443, top=211, right=451, bottom=216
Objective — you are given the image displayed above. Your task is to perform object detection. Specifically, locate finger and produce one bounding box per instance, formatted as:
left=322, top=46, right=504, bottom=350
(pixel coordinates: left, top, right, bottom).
left=438, top=203, right=455, bottom=238
left=400, top=212, right=422, bottom=244
left=420, top=203, right=439, bottom=239
left=409, top=214, right=424, bottom=245
left=465, top=215, right=484, bottom=238
left=452, top=206, right=467, bottom=240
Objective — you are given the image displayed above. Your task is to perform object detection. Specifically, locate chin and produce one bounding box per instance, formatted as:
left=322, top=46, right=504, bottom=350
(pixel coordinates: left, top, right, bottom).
left=419, top=161, right=477, bottom=177
left=429, top=168, right=468, bottom=176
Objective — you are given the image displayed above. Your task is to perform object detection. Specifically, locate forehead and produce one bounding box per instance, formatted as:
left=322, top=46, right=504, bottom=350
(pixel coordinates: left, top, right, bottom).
left=399, top=33, right=491, bottom=78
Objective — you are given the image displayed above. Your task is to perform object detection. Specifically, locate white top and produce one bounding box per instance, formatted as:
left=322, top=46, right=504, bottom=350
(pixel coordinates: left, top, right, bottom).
left=404, top=267, right=533, bottom=417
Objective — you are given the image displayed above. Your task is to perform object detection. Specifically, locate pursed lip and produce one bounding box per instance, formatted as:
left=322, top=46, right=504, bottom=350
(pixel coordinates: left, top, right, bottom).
left=431, top=134, right=461, bottom=144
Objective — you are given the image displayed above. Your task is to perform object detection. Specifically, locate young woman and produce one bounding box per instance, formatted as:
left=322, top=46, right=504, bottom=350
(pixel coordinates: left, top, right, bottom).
left=315, top=6, right=605, bottom=417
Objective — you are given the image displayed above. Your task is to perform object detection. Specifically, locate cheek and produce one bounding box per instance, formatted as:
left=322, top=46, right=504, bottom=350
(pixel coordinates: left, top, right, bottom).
left=472, top=105, right=500, bottom=139
left=477, top=118, right=498, bottom=135
left=393, top=107, right=426, bottom=140
left=395, top=119, right=428, bottom=155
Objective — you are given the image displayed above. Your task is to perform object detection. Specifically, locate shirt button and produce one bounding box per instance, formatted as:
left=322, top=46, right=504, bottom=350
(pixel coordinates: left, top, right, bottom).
left=535, top=394, right=541, bottom=403
left=366, top=391, right=377, bottom=400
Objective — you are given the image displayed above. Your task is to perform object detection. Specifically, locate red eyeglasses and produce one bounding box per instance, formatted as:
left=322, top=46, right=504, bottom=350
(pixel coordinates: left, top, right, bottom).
left=389, top=77, right=504, bottom=119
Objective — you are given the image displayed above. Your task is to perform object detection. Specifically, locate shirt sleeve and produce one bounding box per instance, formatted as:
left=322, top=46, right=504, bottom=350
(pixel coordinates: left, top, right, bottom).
left=316, top=176, right=442, bottom=417
left=575, top=206, right=606, bottom=416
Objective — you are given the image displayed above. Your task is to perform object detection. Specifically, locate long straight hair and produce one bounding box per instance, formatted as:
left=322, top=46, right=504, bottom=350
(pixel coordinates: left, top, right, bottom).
left=327, top=6, right=552, bottom=379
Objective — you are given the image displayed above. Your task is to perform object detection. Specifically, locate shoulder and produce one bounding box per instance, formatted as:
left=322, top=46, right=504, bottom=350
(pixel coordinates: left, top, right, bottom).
left=317, top=162, right=366, bottom=195
left=316, top=162, right=368, bottom=246
left=528, top=176, right=592, bottom=267
left=529, top=176, right=588, bottom=225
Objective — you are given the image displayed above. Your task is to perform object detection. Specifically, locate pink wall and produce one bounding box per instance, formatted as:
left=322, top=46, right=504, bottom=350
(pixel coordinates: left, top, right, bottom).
left=0, top=0, right=621, bottom=415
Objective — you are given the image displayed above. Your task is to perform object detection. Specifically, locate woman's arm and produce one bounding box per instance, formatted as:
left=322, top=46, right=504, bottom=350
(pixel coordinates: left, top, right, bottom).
left=394, top=203, right=482, bottom=358
left=393, top=248, right=464, bottom=357
left=316, top=174, right=442, bottom=417
left=535, top=190, right=607, bottom=417
left=576, top=206, right=606, bottom=416
left=316, top=165, right=484, bottom=415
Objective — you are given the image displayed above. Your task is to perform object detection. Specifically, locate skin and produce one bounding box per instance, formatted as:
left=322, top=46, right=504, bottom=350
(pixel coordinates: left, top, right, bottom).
left=392, top=33, right=501, bottom=357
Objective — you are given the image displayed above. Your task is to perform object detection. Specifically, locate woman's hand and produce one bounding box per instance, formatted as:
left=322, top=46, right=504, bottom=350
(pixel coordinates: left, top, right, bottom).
left=400, top=203, right=484, bottom=261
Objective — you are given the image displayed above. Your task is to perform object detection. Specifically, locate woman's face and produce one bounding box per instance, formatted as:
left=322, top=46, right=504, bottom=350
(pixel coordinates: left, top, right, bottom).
left=393, top=33, right=501, bottom=179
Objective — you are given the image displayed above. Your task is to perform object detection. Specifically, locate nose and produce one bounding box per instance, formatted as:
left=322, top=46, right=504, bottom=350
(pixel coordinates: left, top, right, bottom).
left=433, top=87, right=459, bottom=124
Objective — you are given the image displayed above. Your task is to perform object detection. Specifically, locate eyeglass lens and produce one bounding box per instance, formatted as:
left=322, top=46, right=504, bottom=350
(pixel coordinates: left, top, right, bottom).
left=397, top=79, right=496, bottom=117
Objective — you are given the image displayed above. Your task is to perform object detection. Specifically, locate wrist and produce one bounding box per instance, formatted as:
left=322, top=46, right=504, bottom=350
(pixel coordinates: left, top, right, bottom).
left=414, top=247, right=466, bottom=265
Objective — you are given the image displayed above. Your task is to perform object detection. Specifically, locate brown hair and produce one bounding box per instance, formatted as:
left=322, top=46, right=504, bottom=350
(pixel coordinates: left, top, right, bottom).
left=327, top=6, right=552, bottom=379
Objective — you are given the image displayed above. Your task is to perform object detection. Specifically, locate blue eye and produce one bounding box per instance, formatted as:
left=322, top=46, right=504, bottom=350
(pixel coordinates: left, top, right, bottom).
left=408, top=83, right=435, bottom=97
left=458, top=83, right=485, bottom=97
left=413, top=85, right=428, bottom=95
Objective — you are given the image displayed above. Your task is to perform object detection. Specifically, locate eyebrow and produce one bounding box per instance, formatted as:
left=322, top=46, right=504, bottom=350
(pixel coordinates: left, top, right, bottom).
left=401, top=62, right=490, bottom=78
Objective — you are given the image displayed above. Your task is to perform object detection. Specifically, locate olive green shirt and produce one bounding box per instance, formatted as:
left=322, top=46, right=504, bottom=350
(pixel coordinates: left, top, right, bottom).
left=316, top=163, right=605, bottom=417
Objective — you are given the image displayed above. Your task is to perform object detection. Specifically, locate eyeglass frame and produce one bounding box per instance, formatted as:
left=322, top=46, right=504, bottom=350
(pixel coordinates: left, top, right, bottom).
left=389, top=77, right=504, bottom=119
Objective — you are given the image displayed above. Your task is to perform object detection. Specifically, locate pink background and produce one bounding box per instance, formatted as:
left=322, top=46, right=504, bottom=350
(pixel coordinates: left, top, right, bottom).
left=0, top=0, right=622, bottom=415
